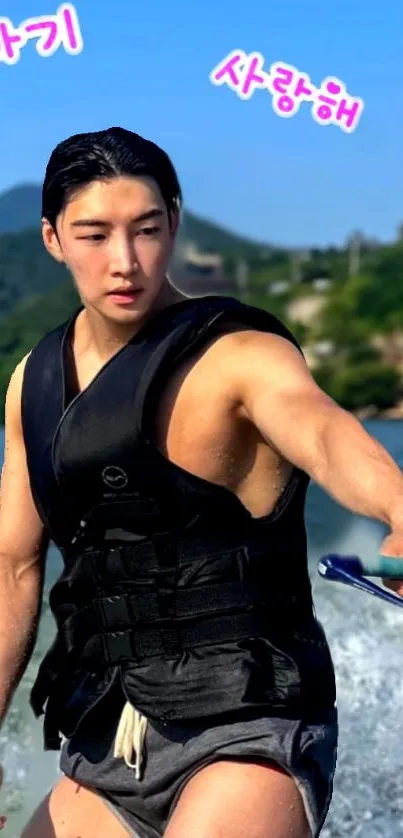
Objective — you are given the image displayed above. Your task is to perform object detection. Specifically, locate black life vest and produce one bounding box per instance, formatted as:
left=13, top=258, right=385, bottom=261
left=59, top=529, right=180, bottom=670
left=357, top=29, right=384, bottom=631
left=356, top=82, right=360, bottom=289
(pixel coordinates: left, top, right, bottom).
left=21, top=294, right=336, bottom=750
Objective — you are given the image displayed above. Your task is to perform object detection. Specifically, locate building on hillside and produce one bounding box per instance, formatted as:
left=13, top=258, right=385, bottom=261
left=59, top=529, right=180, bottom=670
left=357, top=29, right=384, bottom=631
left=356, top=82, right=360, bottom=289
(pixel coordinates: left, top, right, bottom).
left=301, top=341, right=335, bottom=370
left=235, top=260, right=249, bottom=292
left=269, top=280, right=291, bottom=295
left=289, top=249, right=311, bottom=284
left=372, top=332, right=403, bottom=374
left=171, top=243, right=236, bottom=296
left=286, top=295, right=326, bottom=326
left=311, top=277, right=333, bottom=292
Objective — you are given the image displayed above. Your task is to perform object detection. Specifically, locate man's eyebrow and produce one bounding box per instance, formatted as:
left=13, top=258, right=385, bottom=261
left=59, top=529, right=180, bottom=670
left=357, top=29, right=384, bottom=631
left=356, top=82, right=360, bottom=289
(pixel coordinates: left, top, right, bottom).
left=70, top=208, right=165, bottom=227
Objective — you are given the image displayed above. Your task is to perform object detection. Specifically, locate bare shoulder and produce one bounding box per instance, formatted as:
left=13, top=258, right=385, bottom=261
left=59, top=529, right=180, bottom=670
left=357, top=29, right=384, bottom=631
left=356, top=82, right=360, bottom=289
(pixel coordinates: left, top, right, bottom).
left=207, top=327, right=318, bottom=397
left=0, top=350, right=48, bottom=564
left=6, top=352, right=31, bottom=403
left=208, top=327, right=345, bottom=475
left=3, top=352, right=34, bottom=443
left=207, top=327, right=341, bottom=444
left=208, top=327, right=305, bottom=361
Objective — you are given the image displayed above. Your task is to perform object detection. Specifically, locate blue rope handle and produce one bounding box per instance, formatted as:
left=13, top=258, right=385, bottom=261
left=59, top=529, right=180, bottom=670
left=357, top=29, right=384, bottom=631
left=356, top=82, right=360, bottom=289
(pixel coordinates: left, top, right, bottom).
left=317, top=553, right=403, bottom=608
left=326, top=554, right=403, bottom=579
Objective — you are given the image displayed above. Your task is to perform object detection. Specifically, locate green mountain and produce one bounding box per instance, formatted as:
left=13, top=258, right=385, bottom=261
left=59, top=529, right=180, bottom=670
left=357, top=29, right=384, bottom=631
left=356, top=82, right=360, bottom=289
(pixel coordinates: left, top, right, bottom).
left=0, top=228, right=68, bottom=316
left=0, top=183, right=273, bottom=255
left=0, top=184, right=42, bottom=234
left=0, top=184, right=276, bottom=319
left=179, top=211, right=274, bottom=259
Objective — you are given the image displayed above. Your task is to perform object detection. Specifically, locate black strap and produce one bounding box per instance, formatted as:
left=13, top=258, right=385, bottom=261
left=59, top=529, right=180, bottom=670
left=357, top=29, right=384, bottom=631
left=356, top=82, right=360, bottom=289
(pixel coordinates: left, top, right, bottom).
left=80, top=610, right=264, bottom=668
left=30, top=649, right=62, bottom=717
left=152, top=534, right=180, bottom=656
left=63, top=579, right=259, bottom=649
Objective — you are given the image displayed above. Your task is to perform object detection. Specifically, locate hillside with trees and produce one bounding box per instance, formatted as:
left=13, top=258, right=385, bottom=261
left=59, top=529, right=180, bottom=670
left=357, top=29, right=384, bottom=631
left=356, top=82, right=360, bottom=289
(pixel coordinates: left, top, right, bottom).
left=0, top=184, right=402, bottom=422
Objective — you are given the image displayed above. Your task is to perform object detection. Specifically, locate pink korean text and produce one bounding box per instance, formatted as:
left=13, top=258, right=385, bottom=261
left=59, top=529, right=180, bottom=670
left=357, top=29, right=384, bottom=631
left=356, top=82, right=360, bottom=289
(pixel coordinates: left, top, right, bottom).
left=266, top=62, right=316, bottom=118
left=0, top=3, right=83, bottom=65
left=209, top=50, right=269, bottom=100
left=209, top=50, right=365, bottom=133
left=311, top=76, right=364, bottom=133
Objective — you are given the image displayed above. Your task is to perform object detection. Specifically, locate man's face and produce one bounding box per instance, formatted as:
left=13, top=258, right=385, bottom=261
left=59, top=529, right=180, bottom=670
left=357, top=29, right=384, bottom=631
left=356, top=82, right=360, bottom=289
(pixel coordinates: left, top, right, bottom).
left=42, top=175, right=178, bottom=325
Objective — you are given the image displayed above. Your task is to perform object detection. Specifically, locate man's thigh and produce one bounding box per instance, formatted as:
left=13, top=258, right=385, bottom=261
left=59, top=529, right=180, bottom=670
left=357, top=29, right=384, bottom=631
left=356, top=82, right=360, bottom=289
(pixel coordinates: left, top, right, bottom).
left=20, top=775, right=133, bottom=838
left=164, top=758, right=311, bottom=838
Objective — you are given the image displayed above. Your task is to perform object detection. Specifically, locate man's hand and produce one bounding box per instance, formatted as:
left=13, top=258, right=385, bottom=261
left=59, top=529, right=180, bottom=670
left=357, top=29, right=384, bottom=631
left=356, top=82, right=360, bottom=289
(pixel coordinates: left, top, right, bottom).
left=380, top=530, right=403, bottom=597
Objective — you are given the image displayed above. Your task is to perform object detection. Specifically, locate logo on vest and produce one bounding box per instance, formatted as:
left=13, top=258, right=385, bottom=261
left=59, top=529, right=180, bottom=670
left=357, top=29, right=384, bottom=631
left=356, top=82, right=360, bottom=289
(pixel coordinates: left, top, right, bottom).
left=102, top=466, right=128, bottom=490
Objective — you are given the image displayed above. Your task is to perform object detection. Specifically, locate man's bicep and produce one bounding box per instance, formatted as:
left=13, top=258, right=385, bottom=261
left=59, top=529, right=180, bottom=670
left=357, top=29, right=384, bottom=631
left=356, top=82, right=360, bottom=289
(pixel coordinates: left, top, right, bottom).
left=0, top=358, right=49, bottom=571
left=234, top=331, right=341, bottom=472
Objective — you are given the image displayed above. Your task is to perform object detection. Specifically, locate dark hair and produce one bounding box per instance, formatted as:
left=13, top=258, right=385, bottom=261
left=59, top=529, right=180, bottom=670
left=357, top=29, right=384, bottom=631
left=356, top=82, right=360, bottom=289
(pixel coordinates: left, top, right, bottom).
left=42, top=126, right=182, bottom=228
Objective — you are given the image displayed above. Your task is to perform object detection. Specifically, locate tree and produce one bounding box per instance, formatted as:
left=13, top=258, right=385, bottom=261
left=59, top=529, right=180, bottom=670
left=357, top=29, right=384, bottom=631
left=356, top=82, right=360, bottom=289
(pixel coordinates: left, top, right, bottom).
left=314, top=361, right=401, bottom=411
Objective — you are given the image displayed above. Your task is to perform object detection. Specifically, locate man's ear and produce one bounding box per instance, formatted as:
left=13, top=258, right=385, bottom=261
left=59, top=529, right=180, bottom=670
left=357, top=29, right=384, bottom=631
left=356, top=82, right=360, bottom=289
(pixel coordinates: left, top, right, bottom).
left=169, top=207, right=181, bottom=240
left=41, top=218, right=65, bottom=263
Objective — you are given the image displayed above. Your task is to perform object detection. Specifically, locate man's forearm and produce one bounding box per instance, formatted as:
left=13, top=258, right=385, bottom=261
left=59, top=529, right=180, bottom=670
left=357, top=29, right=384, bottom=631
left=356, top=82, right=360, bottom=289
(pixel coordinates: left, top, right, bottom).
left=0, top=559, right=42, bottom=723
left=311, top=408, right=403, bottom=529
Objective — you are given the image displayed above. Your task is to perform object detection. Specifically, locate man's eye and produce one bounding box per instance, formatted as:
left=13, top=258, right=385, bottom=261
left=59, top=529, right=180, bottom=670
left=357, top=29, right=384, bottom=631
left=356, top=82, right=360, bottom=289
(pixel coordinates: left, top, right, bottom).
left=78, top=234, right=105, bottom=241
left=139, top=226, right=160, bottom=236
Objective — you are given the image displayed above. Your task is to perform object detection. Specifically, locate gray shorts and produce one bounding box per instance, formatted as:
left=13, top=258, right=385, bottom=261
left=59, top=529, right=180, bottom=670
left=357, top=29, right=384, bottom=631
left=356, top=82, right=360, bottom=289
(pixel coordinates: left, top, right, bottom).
left=60, top=681, right=338, bottom=838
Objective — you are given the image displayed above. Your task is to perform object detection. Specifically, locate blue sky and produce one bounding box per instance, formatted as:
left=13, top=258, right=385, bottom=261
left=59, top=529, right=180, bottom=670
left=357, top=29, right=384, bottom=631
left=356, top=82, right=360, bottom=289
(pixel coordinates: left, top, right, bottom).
left=1, top=0, right=402, bottom=247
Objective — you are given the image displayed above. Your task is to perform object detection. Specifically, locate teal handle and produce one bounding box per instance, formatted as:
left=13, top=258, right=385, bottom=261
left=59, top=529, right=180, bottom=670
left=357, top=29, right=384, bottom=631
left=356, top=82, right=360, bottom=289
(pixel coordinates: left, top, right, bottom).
left=358, top=555, right=403, bottom=579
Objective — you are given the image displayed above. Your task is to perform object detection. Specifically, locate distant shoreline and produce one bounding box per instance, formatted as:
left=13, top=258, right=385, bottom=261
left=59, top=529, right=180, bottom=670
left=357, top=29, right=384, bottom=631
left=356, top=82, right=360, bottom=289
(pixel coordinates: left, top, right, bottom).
left=353, top=404, right=403, bottom=421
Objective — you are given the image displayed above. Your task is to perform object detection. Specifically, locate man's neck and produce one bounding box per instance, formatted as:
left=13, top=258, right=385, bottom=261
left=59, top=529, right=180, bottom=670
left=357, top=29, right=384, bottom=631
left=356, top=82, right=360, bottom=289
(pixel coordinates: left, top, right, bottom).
left=75, top=280, right=189, bottom=361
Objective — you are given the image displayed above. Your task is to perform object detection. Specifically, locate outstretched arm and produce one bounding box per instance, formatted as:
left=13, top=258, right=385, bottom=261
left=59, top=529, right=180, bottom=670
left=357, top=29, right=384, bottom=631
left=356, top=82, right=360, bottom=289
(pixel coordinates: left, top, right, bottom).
left=228, top=330, right=403, bottom=531
left=0, top=356, right=49, bottom=725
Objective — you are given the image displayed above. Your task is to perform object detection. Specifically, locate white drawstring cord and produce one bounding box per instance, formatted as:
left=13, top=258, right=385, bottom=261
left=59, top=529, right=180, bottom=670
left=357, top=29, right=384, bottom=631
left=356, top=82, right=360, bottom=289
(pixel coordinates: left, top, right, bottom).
left=113, top=701, right=148, bottom=780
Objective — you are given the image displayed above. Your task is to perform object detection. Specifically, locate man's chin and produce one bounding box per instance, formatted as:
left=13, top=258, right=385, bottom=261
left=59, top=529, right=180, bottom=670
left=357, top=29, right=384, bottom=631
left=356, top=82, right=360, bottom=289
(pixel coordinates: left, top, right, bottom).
left=103, top=291, right=150, bottom=318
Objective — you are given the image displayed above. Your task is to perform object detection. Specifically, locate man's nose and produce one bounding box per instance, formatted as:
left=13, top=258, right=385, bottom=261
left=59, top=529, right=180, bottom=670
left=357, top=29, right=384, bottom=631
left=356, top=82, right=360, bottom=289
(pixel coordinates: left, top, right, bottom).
left=110, top=236, right=138, bottom=276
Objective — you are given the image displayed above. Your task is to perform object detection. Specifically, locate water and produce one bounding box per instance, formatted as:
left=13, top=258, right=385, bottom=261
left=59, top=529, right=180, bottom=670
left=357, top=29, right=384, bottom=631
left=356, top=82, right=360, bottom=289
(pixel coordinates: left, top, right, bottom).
left=1, top=421, right=403, bottom=836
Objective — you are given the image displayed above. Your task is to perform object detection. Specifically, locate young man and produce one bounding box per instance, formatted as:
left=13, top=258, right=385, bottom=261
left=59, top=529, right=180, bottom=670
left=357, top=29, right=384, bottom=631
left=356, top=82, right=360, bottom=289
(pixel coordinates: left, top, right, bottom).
left=0, top=127, right=402, bottom=838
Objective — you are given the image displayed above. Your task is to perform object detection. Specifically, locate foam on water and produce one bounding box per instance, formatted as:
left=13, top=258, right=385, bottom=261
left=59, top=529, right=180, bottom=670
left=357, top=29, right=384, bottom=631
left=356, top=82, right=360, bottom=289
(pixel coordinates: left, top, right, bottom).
left=1, top=421, right=403, bottom=836
left=307, top=482, right=403, bottom=836
left=319, top=596, right=403, bottom=838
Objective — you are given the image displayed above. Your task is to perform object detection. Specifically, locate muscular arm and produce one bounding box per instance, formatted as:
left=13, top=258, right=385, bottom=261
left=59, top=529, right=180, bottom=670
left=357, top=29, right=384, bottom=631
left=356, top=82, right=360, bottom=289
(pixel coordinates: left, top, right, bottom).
left=227, top=330, right=403, bottom=530
left=0, top=357, right=49, bottom=723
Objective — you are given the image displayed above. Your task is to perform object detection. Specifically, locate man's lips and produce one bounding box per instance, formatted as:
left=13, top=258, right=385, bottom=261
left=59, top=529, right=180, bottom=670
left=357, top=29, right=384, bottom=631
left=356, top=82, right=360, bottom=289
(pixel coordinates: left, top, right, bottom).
left=108, top=288, right=142, bottom=295
left=107, top=288, right=144, bottom=304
